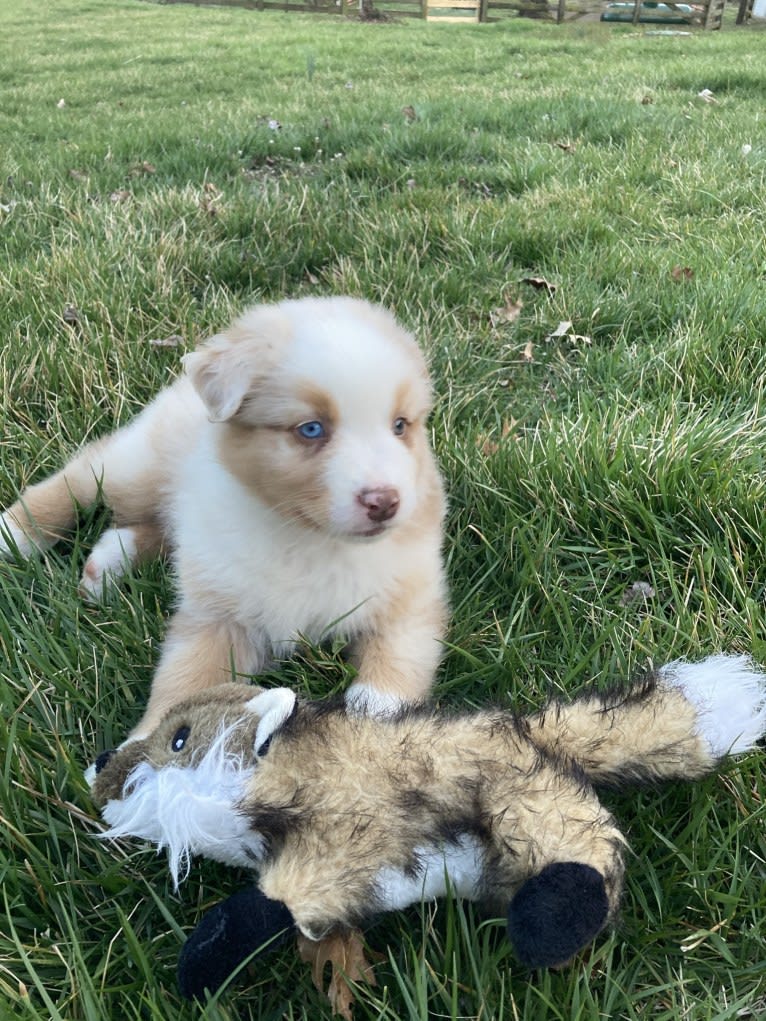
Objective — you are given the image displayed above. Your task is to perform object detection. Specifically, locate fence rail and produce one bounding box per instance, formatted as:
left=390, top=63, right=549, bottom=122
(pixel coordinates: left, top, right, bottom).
left=151, top=0, right=727, bottom=25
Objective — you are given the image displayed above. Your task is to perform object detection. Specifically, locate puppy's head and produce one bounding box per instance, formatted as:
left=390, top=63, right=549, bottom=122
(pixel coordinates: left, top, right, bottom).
left=185, top=297, right=439, bottom=539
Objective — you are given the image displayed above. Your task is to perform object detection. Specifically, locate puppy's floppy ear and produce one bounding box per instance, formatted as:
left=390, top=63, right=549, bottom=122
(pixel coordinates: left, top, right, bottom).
left=183, top=307, right=290, bottom=423
left=245, top=688, right=297, bottom=755
left=183, top=334, right=253, bottom=423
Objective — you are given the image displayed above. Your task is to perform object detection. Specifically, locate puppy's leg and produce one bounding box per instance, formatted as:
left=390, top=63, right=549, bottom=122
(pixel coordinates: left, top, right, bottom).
left=79, top=521, right=166, bottom=602
left=128, top=612, right=263, bottom=740
left=0, top=437, right=109, bottom=556
left=345, top=580, right=447, bottom=715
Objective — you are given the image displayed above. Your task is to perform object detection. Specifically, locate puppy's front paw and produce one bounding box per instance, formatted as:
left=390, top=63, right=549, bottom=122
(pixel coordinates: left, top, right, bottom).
left=345, top=682, right=407, bottom=718
left=78, top=527, right=137, bottom=602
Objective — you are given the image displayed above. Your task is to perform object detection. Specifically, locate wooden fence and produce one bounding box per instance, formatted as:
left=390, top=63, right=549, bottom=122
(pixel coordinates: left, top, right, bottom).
left=153, top=0, right=727, bottom=24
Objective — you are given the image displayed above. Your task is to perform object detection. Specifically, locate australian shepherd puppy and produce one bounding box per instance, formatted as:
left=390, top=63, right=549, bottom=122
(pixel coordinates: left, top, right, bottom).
left=1, top=297, right=447, bottom=738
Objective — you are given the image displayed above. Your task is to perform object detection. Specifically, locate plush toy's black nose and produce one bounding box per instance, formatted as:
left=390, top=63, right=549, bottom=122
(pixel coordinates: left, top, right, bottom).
left=94, top=749, right=116, bottom=774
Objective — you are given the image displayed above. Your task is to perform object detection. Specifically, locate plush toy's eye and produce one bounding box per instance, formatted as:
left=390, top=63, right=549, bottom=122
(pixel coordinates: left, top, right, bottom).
left=171, top=726, right=191, bottom=752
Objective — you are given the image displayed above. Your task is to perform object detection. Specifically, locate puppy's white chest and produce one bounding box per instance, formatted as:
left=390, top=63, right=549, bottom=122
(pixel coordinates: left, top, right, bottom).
left=174, top=455, right=395, bottom=643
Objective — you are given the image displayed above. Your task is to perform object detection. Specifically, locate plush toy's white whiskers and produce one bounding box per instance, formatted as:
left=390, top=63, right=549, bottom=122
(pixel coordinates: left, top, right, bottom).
left=100, top=726, right=261, bottom=887
left=660, top=654, right=766, bottom=758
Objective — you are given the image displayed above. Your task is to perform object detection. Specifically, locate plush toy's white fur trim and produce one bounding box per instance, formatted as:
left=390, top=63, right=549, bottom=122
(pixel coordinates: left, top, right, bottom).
left=660, top=654, right=766, bottom=758
left=100, top=726, right=262, bottom=887
left=373, top=835, right=485, bottom=911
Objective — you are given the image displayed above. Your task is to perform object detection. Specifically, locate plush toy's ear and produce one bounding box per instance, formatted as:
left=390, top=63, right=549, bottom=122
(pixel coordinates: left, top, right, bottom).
left=245, top=688, right=297, bottom=756
left=178, top=886, right=295, bottom=1000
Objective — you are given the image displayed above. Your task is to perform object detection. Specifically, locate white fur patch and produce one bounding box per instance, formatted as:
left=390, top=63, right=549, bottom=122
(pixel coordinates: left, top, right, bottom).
left=373, top=835, right=484, bottom=910
left=79, top=527, right=137, bottom=602
left=0, top=512, right=39, bottom=557
left=99, top=727, right=262, bottom=887
left=345, top=682, right=407, bottom=718
left=660, top=654, right=766, bottom=757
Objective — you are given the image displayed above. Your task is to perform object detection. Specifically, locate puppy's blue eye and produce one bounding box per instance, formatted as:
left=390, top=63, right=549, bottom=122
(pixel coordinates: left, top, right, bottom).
left=393, top=417, right=408, bottom=437
left=297, top=421, right=325, bottom=440
left=171, top=726, right=190, bottom=752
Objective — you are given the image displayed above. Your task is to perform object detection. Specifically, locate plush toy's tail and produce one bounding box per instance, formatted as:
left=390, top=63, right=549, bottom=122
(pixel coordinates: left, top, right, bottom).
left=526, top=654, right=766, bottom=786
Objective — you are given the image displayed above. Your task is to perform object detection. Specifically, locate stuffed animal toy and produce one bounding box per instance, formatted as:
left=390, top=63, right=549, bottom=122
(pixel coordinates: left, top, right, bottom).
left=88, top=654, right=766, bottom=1007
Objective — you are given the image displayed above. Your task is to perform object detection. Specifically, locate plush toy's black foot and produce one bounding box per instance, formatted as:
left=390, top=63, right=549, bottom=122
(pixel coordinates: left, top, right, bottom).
left=178, top=886, right=295, bottom=1000
left=507, top=862, right=609, bottom=968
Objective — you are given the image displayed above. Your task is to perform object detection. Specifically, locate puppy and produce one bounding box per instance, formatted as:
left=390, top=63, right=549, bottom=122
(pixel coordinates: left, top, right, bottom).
left=1, top=297, right=447, bottom=737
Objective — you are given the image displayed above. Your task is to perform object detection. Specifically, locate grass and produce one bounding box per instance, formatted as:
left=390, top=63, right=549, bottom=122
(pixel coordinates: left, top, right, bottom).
left=2, top=0, right=766, bottom=1017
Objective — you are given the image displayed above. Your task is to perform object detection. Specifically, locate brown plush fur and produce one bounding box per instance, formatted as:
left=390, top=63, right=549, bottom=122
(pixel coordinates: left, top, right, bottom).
left=91, top=663, right=741, bottom=945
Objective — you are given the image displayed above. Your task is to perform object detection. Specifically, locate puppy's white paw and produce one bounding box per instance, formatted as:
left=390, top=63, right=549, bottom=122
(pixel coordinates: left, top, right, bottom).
left=79, top=527, right=137, bottom=602
left=345, top=681, right=407, bottom=718
left=0, top=512, right=39, bottom=558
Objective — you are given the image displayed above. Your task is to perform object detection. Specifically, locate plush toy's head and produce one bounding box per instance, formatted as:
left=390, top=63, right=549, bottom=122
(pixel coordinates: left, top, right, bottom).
left=89, top=684, right=297, bottom=884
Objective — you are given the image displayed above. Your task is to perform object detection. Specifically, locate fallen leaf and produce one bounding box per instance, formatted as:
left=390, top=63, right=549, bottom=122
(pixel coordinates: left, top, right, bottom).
left=109, top=189, right=131, bottom=203
left=478, top=434, right=499, bottom=456
left=297, top=930, right=379, bottom=1021
left=129, top=160, right=156, bottom=177
left=401, top=105, right=417, bottom=123
left=490, top=297, right=523, bottom=328
left=544, top=320, right=591, bottom=345
left=620, top=581, right=655, bottom=606
left=148, top=334, right=184, bottom=348
left=555, top=139, right=576, bottom=154
left=522, top=276, right=557, bottom=296
left=547, top=320, right=573, bottom=339
left=641, top=95, right=654, bottom=105
left=697, top=88, right=717, bottom=104
left=671, top=265, right=694, bottom=281
left=305, top=270, right=320, bottom=285
left=69, top=169, right=88, bottom=181
left=203, top=182, right=221, bottom=195
left=522, top=340, right=534, bottom=362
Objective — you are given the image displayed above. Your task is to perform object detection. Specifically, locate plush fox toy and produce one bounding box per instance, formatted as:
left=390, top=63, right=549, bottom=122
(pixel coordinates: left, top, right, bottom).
left=89, top=654, right=766, bottom=1002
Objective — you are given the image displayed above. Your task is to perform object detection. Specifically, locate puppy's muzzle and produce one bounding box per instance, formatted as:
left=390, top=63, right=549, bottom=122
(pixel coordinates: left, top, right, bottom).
left=358, top=487, right=400, bottom=523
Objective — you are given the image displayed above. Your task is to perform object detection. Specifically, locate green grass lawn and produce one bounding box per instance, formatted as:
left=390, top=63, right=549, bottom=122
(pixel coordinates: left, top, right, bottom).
left=2, top=1, right=766, bottom=1018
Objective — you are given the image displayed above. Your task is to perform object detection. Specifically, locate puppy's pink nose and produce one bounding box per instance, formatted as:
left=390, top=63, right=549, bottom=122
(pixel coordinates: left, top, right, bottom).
left=358, top=487, right=400, bottom=523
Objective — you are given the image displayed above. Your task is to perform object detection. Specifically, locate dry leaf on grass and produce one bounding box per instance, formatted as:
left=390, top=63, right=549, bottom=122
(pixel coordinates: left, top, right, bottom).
left=522, top=275, right=557, bottom=296
left=129, top=160, right=156, bottom=178
left=697, top=88, right=717, bottom=104
left=522, top=340, right=534, bottom=362
left=297, top=930, right=380, bottom=1020
left=109, top=189, right=131, bottom=203
left=148, top=334, right=184, bottom=348
left=401, top=105, right=417, bottom=123
left=554, top=139, right=576, bottom=154
left=477, top=419, right=517, bottom=456
left=489, top=297, right=523, bottom=328
left=671, top=265, right=694, bottom=281
left=620, top=581, right=655, bottom=606
left=544, top=320, right=591, bottom=345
